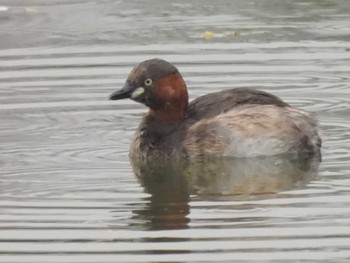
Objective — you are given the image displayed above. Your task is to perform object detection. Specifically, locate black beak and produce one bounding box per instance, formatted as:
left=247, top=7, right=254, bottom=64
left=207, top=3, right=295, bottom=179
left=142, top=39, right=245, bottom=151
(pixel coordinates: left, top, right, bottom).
left=109, top=83, right=136, bottom=100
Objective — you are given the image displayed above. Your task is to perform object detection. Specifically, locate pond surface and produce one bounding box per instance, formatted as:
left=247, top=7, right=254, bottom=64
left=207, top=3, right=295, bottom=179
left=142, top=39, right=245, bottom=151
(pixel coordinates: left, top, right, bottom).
left=1, top=0, right=350, bottom=262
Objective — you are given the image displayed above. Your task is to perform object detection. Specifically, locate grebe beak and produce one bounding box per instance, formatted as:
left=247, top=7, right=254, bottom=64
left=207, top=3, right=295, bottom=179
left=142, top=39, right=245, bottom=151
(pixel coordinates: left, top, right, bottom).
left=109, top=83, right=136, bottom=100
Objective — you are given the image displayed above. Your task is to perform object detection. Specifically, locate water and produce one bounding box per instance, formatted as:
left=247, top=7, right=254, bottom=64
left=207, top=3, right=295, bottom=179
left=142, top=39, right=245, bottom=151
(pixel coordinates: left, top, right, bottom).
left=1, top=0, right=350, bottom=262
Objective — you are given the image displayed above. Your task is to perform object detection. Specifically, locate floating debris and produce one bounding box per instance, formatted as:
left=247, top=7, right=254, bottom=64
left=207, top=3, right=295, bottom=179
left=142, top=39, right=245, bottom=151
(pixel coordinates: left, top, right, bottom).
left=202, top=30, right=240, bottom=40
left=25, top=7, right=38, bottom=13
left=226, top=31, right=240, bottom=37
left=204, top=31, right=215, bottom=40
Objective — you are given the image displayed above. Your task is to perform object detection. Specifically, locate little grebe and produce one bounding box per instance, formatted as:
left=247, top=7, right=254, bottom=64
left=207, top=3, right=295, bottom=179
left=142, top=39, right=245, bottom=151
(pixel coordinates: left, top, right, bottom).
left=109, top=59, right=321, bottom=159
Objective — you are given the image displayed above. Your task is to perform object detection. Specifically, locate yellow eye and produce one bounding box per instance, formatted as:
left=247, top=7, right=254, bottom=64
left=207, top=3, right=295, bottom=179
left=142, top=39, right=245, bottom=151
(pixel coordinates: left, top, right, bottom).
left=144, top=78, right=153, bottom=86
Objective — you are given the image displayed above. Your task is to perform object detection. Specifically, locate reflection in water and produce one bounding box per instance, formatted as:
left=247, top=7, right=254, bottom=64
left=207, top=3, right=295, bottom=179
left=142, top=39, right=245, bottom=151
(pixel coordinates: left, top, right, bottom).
left=131, top=160, right=191, bottom=230
left=130, top=153, right=320, bottom=230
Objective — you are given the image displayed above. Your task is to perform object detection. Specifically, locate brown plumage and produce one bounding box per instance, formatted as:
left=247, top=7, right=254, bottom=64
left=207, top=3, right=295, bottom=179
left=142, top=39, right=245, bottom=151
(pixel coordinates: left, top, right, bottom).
left=109, top=59, right=321, bottom=159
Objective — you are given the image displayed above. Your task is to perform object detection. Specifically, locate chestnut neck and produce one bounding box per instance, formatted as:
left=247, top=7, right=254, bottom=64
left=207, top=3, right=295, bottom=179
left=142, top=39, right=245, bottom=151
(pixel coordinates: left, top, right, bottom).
left=148, top=103, right=187, bottom=124
left=147, top=73, right=189, bottom=127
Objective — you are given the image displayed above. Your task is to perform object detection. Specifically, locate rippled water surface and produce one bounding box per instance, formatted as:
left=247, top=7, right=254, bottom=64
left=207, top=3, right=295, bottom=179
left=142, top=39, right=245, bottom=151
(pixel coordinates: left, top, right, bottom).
left=1, top=0, right=350, bottom=262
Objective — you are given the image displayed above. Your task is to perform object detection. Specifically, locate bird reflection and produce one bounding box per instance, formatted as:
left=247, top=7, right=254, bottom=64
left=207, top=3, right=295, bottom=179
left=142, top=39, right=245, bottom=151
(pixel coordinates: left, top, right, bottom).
left=130, top=153, right=320, bottom=230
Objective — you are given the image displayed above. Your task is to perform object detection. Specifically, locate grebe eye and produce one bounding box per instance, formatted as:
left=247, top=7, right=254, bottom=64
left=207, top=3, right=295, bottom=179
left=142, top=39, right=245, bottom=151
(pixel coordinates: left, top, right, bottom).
left=144, top=78, right=153, bottom=86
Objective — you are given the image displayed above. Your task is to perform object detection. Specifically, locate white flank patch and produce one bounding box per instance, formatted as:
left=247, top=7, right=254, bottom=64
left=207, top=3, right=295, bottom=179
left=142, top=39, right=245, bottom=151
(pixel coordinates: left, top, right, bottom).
left=224, top=136, right=287, bottom=158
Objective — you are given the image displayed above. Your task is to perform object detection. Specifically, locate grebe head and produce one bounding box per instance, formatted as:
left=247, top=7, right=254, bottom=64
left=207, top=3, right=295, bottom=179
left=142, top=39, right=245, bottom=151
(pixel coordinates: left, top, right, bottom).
left=109, top=59, right=189, bottom=123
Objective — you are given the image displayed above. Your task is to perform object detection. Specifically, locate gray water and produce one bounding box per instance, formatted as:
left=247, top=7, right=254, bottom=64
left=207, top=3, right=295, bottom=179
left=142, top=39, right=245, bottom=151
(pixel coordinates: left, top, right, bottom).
left=1, top=0, right=350, bottom=262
